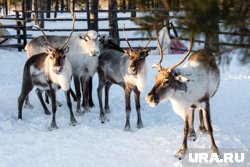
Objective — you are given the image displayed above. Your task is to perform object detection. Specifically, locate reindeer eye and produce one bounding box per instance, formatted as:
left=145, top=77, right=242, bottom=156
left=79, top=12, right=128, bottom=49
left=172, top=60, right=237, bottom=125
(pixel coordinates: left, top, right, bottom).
left=163, top=79, right=170, bottom=87
left=139, top=57, right=145, bottom=62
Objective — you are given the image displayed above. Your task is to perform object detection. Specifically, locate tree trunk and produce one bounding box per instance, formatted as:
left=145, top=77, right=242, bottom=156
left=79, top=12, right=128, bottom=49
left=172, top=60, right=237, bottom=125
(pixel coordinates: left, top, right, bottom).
left=72, top=0, right=76, bottom=11
left=86, top=0, right=90, bottom=29
left=109, top=0, right=119, bottom=43
left=60, top=0, right=64, bottom=11
left=40, top=0, right=45, bottom=28
left=89, top=0, right=99, bottom=31
left=33, top=0, right=39, bottom=21
left=128, top=0, right=136, bottom=17
left=66, top=0, right=69, bottom=11
left=4, top=0, right=8, bottom=15
left=46, top=0, right=51, bottom=18
left=54, top=0, right=59, bottom=18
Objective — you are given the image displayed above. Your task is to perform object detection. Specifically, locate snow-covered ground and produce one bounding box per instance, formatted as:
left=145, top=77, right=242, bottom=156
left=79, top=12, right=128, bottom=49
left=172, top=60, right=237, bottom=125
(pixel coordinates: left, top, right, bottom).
left=1, top=12, right=250, bottom=167
left=0, top=48, right=250, bottom=167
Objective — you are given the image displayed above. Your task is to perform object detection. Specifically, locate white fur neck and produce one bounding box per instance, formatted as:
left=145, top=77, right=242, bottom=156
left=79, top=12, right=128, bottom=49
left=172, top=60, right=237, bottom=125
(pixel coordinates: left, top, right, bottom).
left=124, top=63, right=147, bottom=92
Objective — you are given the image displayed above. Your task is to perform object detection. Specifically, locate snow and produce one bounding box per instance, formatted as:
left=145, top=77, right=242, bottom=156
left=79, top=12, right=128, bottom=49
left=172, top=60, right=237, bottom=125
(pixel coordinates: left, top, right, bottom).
left=1, top=12, right=250, bottom=167
left=0, top=48, right=250, bottom=167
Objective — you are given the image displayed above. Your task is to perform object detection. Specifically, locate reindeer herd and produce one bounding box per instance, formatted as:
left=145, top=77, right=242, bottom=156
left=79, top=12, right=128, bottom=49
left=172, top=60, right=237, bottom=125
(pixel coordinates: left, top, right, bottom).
left=17, top=14, right=221, bottom=159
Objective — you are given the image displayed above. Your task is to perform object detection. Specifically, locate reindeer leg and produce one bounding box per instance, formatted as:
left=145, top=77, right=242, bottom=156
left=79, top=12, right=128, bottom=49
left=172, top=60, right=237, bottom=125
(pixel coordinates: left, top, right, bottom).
left=104, top=82, right=112, bottom=113
left=65, top=90, right=78, bottom=126
left=88, top=77, right=95, bottom=108
left=24, top=95, right=34, bottom=109
left=175, top=116, right=189, bottom=160
left=188, top=108, right=197, bottom=141
left=97, top=74, right=107, bottom=123
left=74, top=76, right=83, bottom=115
left=45, top=90, right=63, bottom=107
left=134, top=88, right=143, bottom=129
left=124, top=87, right=132, bottom=131
left=204, top=99, right=219, bottom=155
left=18, top=72, right=34, bottom=120
left=45, top=92, right=50, bottom=104
left=70, top=88, right=77, bottom=102
left=81, top=77, right=90, bottom=113
left=48, top=89, right=58, bottom=130
left=198, top=109, right=208, bottom=134
left=35, top=88, right=51, bottom=115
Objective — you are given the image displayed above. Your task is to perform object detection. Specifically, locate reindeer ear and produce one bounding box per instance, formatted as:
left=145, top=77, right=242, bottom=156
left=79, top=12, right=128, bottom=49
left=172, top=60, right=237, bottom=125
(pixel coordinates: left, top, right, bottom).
left=175, top=75, right=189, bottom=82
left=63, top=46, right=69, bottom=54
left=44, top=48, right=53, bottom=55
left=145, top=49, right=151, bottom=56
left=124, top=50, right=130, bottom=56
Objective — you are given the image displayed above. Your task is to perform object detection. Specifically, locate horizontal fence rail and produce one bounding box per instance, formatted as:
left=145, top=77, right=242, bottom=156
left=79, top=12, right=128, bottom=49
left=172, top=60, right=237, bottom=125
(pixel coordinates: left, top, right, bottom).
left=0, top=9, right=249, bottom=52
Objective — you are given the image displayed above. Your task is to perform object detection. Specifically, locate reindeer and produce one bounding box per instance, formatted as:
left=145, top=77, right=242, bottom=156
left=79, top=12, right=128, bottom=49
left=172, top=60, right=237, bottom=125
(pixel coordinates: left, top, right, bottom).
left=97, top=32, right=151, bottom=131
left=17, top=26, right=77, bottom=130
left=25, top=28, right=100, bottom=115
left=146, top=33, right=220, bottom=159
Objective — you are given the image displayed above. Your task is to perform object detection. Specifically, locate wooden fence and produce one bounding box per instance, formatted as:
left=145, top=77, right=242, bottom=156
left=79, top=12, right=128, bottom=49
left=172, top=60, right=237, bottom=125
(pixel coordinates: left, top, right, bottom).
left=1, top=9, right=250, bottom=52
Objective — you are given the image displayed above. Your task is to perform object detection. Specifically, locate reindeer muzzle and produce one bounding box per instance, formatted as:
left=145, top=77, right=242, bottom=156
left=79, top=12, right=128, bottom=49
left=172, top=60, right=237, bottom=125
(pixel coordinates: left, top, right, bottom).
left=129, top=67, right=137, bottom=75
left=146, top=93, right=159, bottom=107
left=53, top=66, right=63, bottom=74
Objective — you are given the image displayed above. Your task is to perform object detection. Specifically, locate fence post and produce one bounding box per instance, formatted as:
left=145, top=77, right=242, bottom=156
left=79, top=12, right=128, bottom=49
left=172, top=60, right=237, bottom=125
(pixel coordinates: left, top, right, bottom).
left=15, top=11, right=22, bottom=51
left=86, top=0, right=90, bottom=30
left=22, top=9, right=27, bottom=50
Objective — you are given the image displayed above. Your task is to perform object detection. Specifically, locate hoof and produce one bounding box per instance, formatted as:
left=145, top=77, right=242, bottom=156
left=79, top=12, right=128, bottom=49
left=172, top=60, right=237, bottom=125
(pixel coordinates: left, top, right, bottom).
left=198, top=127, right=208, bottom=135
left=105, top=108, right=111, bottom=113
left=44, top=110, right=51, bottom=115
left=84, top=108, right=90, bottom=113
left=89, top=102, right=95, bottom=108
left=188, top=130, right=197, bottom=141
left=75, top=111, right=84, bottom=116
left=69, top=121, right=78, bottom=126
left=23, top=103, right=34, bottom=109
left=48, top=123, right=59, bottom=131
left=136, top=123, right=143, bottom=129
left=175, top=146, right=187, bottom=160
left=99, top=115, right=109, bottom=124
left=124, top=126, right=132, bottom=132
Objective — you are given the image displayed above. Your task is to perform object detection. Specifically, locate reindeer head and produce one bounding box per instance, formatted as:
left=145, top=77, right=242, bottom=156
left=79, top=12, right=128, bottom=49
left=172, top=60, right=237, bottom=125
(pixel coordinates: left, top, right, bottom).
left=98, top=35, right=124, bottom=53
left=45, top=47, right=69, bottom=74
left=32, top=9, right=75, bottom=75
left=125, top=48, right=150, bottom=75
left=78, top=30, right=100, bottom=57
left=123, top=28, right=151, bottom=75
left=146, top=31, right=193, bottom=107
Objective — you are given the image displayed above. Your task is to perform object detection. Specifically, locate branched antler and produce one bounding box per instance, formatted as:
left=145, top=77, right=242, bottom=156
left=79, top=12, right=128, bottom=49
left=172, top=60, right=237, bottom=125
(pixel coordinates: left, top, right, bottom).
left=59, top=7, right=76, bottom=49
left=31, top=14, right=54, bottom=49
left=152, top=29, right=164, bottom=71
left=168, top=34, right=194, bottom=72
left=123, top=25, right=133, bottom=51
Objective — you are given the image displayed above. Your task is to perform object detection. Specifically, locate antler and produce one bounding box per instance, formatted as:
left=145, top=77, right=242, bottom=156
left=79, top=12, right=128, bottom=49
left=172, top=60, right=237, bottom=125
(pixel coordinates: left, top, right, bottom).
left=142, top=38, right=151, bottom=49
left=59, top=7, right=76, bottom=49
left=31, top=14, right=55, bottom=49
left=152, top=30, right=164, bottom=70
left=168, top=34, right=194, bottom=72
left=123, top=25, right=133, bottom=51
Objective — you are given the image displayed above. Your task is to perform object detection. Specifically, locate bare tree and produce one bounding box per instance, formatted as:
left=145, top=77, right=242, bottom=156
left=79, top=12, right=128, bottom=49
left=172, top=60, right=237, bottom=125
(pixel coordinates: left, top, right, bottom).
left=61, top=0, right=64, bottom=11
left=89, top=0, right=99, bottom=31
left=54, top=0, right=59, bottom=18
left=46, top=0, right=51, bottom=18
left=108, top=0, right=119, bottom=43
